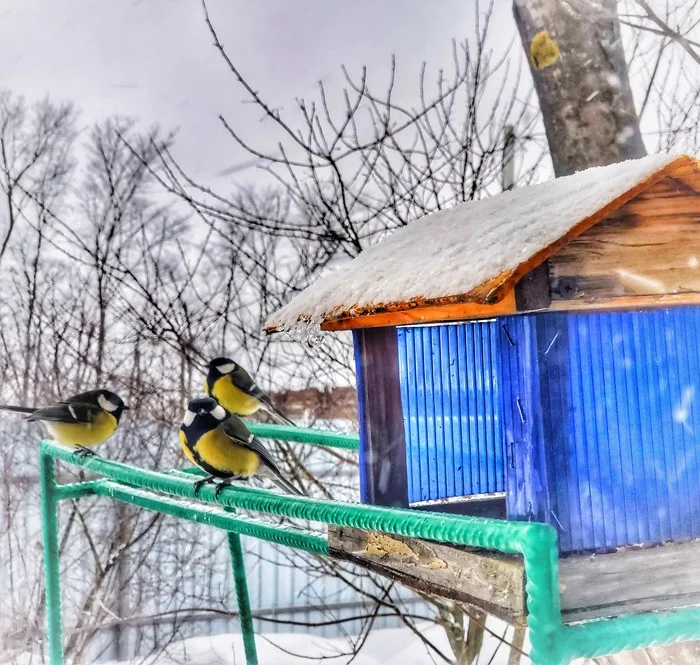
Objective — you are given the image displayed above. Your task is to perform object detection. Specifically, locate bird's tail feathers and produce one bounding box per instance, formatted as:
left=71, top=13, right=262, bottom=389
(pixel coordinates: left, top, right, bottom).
left=0, top=404, right=36, bottom=416
left=263, top=405, right=297, bottom=428
left=259, top=464, right=303, bottom=496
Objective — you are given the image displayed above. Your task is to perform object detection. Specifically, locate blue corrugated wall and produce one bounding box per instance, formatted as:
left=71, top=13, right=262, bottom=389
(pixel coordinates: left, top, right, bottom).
left=497, top=316, right=549, bottom=524
left=500, top=307, right=700, bottom=553
left=397, top=322, right=504, bottom=503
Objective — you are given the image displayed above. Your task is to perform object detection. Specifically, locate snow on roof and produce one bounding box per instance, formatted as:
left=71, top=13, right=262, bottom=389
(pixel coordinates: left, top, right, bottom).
left=267, top=153, right=693, bottom=332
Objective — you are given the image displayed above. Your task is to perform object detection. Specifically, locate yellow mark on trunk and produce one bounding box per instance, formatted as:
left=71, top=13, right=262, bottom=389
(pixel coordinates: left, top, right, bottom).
left=530, top=31, right=560, bottom=70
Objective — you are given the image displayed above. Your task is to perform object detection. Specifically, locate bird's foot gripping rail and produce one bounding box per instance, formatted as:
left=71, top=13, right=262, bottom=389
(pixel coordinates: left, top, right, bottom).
left=39, top=426, right=700, bottom=665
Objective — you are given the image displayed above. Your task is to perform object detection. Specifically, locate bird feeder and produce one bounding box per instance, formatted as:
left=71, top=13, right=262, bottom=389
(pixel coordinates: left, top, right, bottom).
left=267, top=154, right=700, bottom=624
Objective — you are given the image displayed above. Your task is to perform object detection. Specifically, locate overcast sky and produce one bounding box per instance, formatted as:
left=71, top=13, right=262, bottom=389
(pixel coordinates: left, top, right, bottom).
left=1, top=1, right=516, bottom=184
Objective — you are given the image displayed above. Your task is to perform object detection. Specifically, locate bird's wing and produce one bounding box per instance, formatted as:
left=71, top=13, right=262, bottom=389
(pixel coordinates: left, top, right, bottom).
left=230, top=367, right=296, bottom=426
left=261, top=407, right=296, bottom=428
left=65, top=391, right=100, bottom=404
left=258, top=465, right=303, bottom=495
left=221, top=416, right=282, bottom=474
left=221, top=416, right=302, bottom=495
left=27, top=402, right=101, bottom=424
left=230, top=367, right=272, bottom=404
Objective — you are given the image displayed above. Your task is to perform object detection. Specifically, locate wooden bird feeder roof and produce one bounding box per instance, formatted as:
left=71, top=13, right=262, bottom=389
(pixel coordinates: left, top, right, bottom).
left=266, top=154, right=700, bottom=333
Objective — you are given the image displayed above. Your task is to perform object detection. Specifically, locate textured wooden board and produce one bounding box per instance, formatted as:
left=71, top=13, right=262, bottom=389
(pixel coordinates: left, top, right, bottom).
left=321, top=290, right=516, bottom=331
left=548, top=291, right=700, bottom=313
left=549, top=168, right=700, bottom=304
left=328, top=526, right=527, bottom=625
left=560, top=540, right=700, bottom=623
left=329, top=527, right=700, bottom=626
left=515, top=261, right=552, bottom=311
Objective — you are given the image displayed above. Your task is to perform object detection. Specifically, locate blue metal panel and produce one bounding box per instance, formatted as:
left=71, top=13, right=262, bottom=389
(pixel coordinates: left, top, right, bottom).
left=397, top=321, right=504, bottom=503
left=498, top=316, right=550, bottom=524
left=502, top=307, right=700, bottom=553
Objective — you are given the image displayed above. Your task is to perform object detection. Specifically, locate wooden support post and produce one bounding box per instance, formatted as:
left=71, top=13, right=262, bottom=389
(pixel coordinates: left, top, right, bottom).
left=353, top=327, right=409, bottom=507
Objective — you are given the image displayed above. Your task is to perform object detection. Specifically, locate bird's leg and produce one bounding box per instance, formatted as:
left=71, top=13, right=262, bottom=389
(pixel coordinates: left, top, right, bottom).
left=214, top=475, right=251, bottom=498
left=192, top=475, right=216, bottom=497
left=214, top=477, right=235, bottom=499
left=72, top=445, right=99, bottom=459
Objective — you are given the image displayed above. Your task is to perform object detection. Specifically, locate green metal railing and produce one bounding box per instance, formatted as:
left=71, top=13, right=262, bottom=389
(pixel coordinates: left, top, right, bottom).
left=39, top=426, right=700, bottom=665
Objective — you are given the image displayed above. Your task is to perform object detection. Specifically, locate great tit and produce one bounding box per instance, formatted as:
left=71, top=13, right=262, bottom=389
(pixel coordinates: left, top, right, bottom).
left=180, top=396, right=302, bottom=497
left=0, top=389, right=129, bottom=450
left=205, top=357, right=296, bottom=427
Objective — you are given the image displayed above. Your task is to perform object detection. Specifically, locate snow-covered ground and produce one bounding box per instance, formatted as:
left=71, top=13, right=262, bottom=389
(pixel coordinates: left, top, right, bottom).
left=100, top=622, right=533, bottom=665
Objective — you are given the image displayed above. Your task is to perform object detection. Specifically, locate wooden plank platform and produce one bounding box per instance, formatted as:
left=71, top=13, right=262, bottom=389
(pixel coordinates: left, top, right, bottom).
left=329, top=526, right=527, bottom=625
left=559, top=540, right=700, bottom=622
left=328, top=527, right=700, bottom=625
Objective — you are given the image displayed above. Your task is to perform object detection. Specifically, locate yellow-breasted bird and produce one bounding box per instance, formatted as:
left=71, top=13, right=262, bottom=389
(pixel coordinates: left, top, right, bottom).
left=205, top=357, right=296, bottom=426
left=180, top=396, right=302, bottom=496
left=0, top=389, right=129, bottom=451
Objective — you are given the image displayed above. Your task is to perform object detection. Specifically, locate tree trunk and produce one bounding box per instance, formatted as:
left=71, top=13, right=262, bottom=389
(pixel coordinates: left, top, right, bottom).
left=432, top=599, right=487, bottom=665
left=513, top=2, right=698, bottom=663
left=513, top=0, right=646, bottom=177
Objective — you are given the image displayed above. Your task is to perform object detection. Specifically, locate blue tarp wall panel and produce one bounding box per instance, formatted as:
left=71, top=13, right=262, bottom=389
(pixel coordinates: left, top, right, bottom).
left=397, top=322, right=504, bottom=503
left=500, top=307, right=700, bottom=553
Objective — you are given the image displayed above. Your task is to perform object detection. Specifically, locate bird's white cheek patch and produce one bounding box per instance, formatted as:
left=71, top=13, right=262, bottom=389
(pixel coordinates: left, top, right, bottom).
left=216, top=362, right=235, bottom=375
left=98, top=394, right=119, bottom=412
left=212, top=405, right=227, bottom=421
left=183, top=410, right=196, bottom=427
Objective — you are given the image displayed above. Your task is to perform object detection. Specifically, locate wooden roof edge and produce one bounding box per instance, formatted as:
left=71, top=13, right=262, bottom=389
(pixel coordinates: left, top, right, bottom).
left=321, top=290, right=518, bottom=331
left=498, top=154, right=699, bottom=301
left=265, top=155, right=699, bottom=334
left=263, top=286, right=511, bottom=334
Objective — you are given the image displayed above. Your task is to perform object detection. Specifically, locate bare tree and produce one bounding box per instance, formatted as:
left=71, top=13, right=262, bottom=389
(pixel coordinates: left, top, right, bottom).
left=0, top=93, right=76, bottom=266
left=122, top=2, right=548, bottom=662
left=0, top=93, right=76, bottom=406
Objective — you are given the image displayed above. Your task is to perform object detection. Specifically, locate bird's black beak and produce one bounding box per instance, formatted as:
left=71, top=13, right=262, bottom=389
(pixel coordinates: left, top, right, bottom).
left=123, top=405, right=131, bottom=411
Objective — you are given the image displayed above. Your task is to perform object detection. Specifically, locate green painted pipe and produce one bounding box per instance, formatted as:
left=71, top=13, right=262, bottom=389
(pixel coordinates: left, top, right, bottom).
left=39, top=454, right=64, bottom=665
left=247, top=423, right=359, bottom=450
left=92, top=480, right=328, bottom=555
left=228, top=532, right=259, bottom=665
left=38, top=433, right=700, bottom=665
left=40, top=441, right=543, bottom=554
